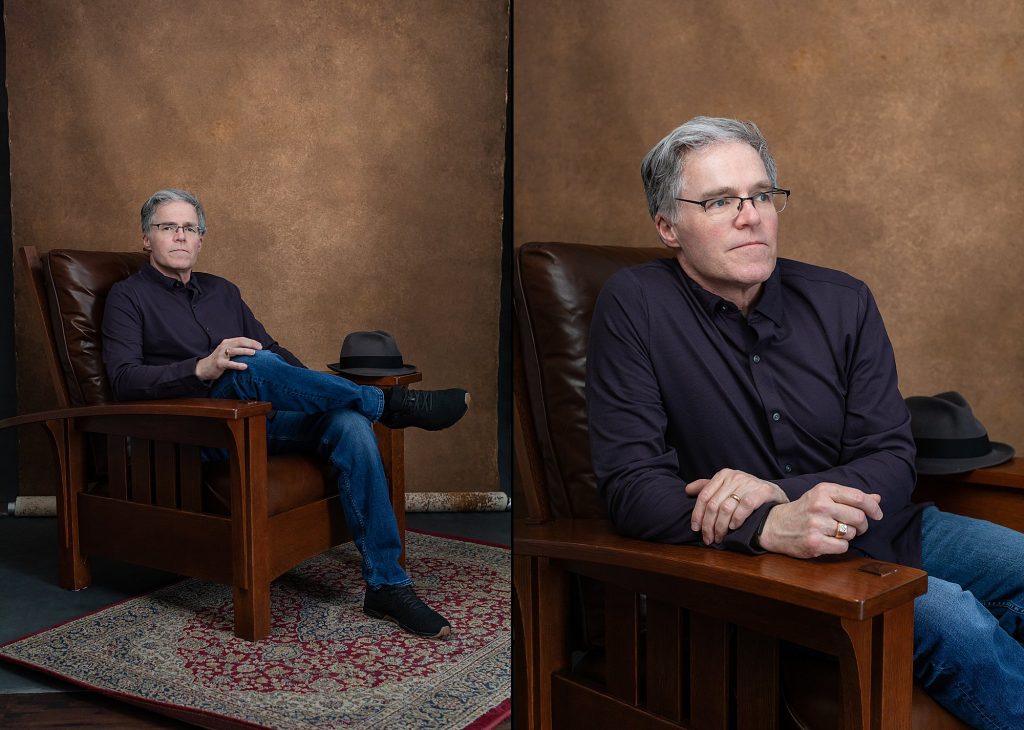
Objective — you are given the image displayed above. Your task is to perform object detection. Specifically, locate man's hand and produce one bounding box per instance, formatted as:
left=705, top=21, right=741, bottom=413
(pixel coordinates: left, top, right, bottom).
left=195, top=337, right=264, bottom=381
left=685, top=468, right=789, bottom=544
left=757, top=483, right=883, bottom=558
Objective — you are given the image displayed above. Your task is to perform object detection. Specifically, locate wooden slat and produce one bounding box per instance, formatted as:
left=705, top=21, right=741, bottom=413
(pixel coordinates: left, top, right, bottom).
left=736, top=626, right=778, bottom=730
left=645, top=599, right=686, bottom=722
left=106, top=435, right=129, bottom=500
left=153, top=442, right=176, bottom=507
left=604, top=584, right=640, bottom=704
left=689, top=612, right=730, bottom=730
left=179, top=446, right=203, bottom=512
left=130, top=438, right=152, bottom=504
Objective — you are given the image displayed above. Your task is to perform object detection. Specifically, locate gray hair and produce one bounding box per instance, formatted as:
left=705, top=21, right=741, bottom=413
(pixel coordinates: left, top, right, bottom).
left=140, top=188, right=207, bottom=235
left=641, top=116, right=778, bottom=222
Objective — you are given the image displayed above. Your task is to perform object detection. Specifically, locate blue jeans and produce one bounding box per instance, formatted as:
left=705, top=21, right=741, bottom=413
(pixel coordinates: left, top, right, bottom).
left=916, top=506, right=1024, bottom=728
left=208, top=350, right=411, bottom=589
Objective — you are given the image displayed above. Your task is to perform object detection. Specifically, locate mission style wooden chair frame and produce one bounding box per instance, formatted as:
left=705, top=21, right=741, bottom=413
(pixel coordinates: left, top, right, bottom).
left=1, top=246, right=415, bottom=641
left=512, top=242, right=1024, bottom=730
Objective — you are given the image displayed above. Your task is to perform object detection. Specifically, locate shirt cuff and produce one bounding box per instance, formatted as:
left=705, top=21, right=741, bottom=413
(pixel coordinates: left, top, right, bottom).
left=721, top=502, right=776, bottom=555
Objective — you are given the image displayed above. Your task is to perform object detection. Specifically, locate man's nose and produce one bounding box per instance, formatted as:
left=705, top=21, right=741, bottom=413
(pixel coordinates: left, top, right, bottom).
left=734, top=198, right=762, bottom=226
left=173, top=226, right=187, bottom=240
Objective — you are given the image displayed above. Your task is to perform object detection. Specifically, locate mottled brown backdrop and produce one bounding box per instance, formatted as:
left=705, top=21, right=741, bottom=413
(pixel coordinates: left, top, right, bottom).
left=9, top=1, right=508, bottom=495
left=515, top=1, right=1024, bottom=452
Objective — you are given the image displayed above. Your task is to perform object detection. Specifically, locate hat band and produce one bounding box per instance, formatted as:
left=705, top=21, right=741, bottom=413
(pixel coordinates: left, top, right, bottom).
left=915, top=434, right=991, bottom=460
left=337, top=355, right=405, bottom=369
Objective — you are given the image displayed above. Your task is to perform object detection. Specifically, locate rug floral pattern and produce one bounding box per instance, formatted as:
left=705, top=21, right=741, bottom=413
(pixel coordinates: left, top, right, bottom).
left=0, top=532, right=511, bottom=729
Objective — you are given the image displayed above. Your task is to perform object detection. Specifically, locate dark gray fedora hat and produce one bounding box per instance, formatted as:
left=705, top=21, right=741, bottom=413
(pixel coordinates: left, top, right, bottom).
left=905, top=391, right=1014, bottom=474
left=328, top=330, right=417, bottom=376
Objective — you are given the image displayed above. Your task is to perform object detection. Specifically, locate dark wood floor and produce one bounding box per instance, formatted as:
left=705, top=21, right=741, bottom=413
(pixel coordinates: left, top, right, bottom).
left=0, top=691, right=191, bottom=728
left=1, top=691, right=513, bottom=728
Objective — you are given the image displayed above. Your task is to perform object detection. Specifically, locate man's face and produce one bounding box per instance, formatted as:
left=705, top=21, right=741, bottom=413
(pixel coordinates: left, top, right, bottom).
left=142, top=200, right=203, bottom=281
left=655, top=141, right=779, bottom=304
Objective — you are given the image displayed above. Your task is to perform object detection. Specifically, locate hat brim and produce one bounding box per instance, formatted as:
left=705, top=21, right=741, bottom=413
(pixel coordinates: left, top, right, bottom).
left=914, top=441, right=1015, bottom=475
left=327, top=363, right=418, bottom=377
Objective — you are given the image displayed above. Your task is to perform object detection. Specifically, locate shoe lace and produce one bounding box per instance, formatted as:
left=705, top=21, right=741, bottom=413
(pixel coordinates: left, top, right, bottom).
left=406, top=390, right=433, bottom=415
left=389, top=586, right=427, bottom=610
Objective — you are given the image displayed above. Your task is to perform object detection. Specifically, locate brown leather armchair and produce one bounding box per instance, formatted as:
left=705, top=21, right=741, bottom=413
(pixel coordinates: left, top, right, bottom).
left=513, top=242, right=1020, bottom=729
left=2, top=247, right=411, bottom=640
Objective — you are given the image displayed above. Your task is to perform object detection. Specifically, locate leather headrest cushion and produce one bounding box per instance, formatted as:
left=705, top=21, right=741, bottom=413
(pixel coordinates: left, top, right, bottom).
left=44, top=249, right=149, bottom=406
left=515, top=242, right=668, bottom=518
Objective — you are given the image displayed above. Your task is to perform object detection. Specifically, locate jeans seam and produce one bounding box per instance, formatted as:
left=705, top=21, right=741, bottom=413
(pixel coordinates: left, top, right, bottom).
left=952, top=675, right=1011, bottom=730
left=329, top=453, right=375, bottom=583
left=983, top=600, right=1024, bottom=617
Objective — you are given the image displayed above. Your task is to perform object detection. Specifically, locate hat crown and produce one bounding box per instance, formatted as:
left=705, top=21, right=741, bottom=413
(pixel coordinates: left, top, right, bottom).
left=906, top=391, right=987, bottom=440
left=328, top=330, right=416, bottom=376
left=340, top=330, right=401, bottom=358
left=904, top=391, right=1013, bottom=474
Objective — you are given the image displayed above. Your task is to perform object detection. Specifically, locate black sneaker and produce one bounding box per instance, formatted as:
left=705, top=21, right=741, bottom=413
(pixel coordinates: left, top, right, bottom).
left=380, top=386, right=469, bottom=431
left=364, top=585, right=452, bottom=639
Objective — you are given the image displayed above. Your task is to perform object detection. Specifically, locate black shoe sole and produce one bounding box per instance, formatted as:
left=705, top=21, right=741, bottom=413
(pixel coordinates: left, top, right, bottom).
left=364, top=607, right=452, bottom=639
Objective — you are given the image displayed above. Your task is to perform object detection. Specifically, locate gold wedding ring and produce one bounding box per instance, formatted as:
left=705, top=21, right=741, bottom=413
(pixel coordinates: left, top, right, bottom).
left=834, top=522, right=849, bottom=538
left=728, top=493, right=742, bottom=504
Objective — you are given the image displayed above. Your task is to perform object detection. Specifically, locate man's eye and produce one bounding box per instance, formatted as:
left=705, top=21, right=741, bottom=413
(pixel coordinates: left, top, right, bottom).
left=706, top=198, right=729, bottom=209
left=754, top=192, right=772, bottom=203
left=159, top=224, right=175, bottom=232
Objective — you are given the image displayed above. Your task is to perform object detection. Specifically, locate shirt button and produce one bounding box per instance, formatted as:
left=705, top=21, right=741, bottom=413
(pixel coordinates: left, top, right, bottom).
left=784, top=463, right=793, bottom=473
left=771, top=411, right=781, bottom=422
left=719, top=303, right=729, bottom=313
left=752, top=354, right=761, bottom=364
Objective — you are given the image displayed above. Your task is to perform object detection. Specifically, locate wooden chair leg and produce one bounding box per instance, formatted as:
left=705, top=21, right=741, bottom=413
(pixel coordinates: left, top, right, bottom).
left=233, top=582, right=272, bottom=641
left=47, top=419, right=90, bottom=589
left=229, top=417, right=271, bottom=641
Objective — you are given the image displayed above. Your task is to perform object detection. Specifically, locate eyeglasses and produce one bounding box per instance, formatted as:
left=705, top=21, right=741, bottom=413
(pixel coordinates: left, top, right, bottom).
left=151, top=222, right=202, bottom=237
left=675, top=189, right=790, bottom=220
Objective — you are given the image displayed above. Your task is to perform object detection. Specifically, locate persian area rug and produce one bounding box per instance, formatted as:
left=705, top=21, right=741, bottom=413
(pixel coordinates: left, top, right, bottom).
left=0, top=531, right=510, bottom=729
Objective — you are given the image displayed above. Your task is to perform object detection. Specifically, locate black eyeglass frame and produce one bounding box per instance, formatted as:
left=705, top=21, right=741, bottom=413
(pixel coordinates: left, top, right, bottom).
left=674, top=188, right=791, bottom=215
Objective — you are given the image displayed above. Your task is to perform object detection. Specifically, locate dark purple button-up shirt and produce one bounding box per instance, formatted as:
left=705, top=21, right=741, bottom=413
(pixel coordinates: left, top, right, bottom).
left=587, top=256, right=924, bottom=567
left=102, top=264, right=304, bottom=401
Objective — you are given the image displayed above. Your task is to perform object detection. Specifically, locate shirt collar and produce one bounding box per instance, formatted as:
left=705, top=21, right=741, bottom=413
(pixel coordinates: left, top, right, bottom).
left=672, top=258, right=783, bottom=324
left=142, top=263, right=202, bottom=294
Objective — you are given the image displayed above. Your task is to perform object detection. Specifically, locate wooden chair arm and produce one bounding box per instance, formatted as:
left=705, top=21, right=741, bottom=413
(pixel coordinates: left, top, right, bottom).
left=914, top=457, right=1024, bottom=533
left=0, top=398, right=272, bottom=430
left=516, top=518, right=926, bottom=621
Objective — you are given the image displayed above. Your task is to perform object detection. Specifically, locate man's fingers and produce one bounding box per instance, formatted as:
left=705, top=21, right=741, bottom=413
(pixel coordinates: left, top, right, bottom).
left=226, top=337, right=263, bottom=350
left=821, top=484, right=884, bottom=520
left=684, top=478, right=710, bottom=496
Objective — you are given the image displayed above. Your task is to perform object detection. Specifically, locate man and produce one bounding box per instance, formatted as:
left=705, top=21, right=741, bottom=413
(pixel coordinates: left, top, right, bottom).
left=586, top=117, right=1024, bottom=727
left=102, top=188, right=469, bottom=639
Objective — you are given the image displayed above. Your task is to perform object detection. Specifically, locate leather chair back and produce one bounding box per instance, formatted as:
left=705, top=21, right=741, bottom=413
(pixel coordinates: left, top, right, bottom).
left=514, top=242, right=669, bottom=519
left=42, top=249, right=149, bottom=406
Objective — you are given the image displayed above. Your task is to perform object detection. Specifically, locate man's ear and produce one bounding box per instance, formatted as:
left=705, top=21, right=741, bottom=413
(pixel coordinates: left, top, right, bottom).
left=654, top=213, right=681, bottom=251
left=141, top=233, right=151, bottom=252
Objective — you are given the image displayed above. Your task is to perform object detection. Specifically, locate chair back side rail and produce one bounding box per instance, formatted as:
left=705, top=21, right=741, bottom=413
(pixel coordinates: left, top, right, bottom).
left=20, top=246, right=72, bottom=408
